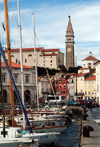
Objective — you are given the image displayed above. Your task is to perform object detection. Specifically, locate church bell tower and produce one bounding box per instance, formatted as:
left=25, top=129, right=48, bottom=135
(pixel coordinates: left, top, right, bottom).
left=65, top=16, right=75, bottom=69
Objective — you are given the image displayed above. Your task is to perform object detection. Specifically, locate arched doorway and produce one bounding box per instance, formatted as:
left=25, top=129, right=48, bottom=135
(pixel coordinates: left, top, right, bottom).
left=0, top=90, right=7, bottom=103
left=13, top=90, right=19, bottom=105
left=24, top=90, right=31, bottom=104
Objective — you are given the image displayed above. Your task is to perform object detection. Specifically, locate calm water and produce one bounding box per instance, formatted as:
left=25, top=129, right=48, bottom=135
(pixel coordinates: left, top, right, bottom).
left=44, top=114, right=82, bottom=147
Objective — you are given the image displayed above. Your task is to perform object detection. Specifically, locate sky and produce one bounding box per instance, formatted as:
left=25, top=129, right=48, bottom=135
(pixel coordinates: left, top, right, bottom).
left=0, top=0, right=100, bottom=66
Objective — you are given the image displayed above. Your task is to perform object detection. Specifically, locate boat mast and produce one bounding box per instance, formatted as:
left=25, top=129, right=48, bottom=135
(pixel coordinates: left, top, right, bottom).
left=17, top=0, right=25, bottom=129
left=32, top=13, right=39, bottom=110
left=4, top=0, right=14, bottom=126
left=0, top=52, right=5, bottom=137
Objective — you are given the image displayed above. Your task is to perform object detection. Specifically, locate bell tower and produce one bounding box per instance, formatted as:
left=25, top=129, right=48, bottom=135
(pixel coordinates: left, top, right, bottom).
left=65, top=16, right=75, bottom=69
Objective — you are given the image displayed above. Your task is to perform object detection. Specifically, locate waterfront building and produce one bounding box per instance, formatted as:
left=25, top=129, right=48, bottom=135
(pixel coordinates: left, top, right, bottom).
left=57, top=79, right=68, bottom=99
left=74, top=73, right=89, bottom=99
left=82, top=51, right=98, bottom=69
left=94, top=60, right=100, bottom=104
left=84, top=76, right=96, bottom=100
left=67, top=76, right=74, bottom=99
left=38, top=77, right=50, bottom=99
left=1, top=62, right=36, bottom=105
left=3, top=48, right=64, bottom=69
left=65, top=16, right=75, bottom=69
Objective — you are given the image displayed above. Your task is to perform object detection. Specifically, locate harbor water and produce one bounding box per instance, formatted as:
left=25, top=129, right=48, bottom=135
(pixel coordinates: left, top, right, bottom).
left=44, top=114, right=82, bottom=147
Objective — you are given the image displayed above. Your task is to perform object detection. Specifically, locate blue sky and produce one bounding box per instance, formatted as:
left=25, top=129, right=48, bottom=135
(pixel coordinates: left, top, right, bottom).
left=0, top=0, right=100, bottom=66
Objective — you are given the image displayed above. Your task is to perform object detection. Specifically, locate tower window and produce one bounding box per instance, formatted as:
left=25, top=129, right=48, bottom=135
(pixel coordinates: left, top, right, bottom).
left=25, top=59, right=27, bottom=63
left=67, top=39, right=71, bottom=41
left=16, top=59, right=18, bottom=63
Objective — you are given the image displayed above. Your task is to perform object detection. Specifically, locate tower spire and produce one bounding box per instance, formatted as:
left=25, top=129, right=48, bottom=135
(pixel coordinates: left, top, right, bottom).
left=68, top=15, right=70, bottom=20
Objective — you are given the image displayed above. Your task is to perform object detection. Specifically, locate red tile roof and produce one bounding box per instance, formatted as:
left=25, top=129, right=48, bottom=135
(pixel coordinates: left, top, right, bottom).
left=85, top=76, right=96, bottom=81
left=79, top=68, right=89, bottom=70
left=74, top=73, right=88, bottom=77
left=69, top=76, right=73, bottom=79
left=43, top=49, right=59, bottom=52
left=4, top=47, right=44, bottom=52
left=38, top=77, right=43, bottom=81
left=94, top=60, right=100, bottom=65
left=2, top=62, right=34, bottom=69
left=58, top=79, right=68, bottom=84
left=82, top=56, right=98, bottom=61
left=65, top=73, right=75, bottom=76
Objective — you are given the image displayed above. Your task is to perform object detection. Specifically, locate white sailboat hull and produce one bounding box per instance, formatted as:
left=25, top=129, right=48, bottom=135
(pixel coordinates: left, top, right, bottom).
left=0, top=138, right=39, bottom=147
left=28, top=125, right=67, bottom=133
left=22, top=132, right=60, bottom=146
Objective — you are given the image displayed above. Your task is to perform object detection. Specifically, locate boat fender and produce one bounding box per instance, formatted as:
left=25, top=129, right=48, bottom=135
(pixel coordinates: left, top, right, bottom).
left=51, top=122, right=55, bottom=126
left=41, top=123, right=45, bottom=128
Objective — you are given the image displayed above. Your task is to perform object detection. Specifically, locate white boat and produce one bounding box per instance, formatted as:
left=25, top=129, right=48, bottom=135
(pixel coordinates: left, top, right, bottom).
left=0, top=125, right=60, bottom=146
left=0, top=137, right=39, bottom=147
left=0, top=126, right=39, bottom=147
left=21, top=131, right=60, bottom=146
left=14, top=114, right=66, bottom=126
left=27, top=125, right=67, bottom=133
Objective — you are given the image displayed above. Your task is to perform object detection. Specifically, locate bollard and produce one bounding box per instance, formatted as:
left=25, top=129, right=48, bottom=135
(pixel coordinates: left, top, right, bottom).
left=83, top=113, right=87, bottom=120
left=83, top=125, right=94, bottom=137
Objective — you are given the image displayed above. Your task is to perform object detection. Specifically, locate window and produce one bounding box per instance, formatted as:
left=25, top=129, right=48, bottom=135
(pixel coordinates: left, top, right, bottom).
left=85, top=81, right=87, bottom=84
left=85, top=86, right=87, bottom=89
left=88, top=86, right=90, bottom=89
left=50, top=64, right=52, bottom=66
left=25, top=59, right=27, bottom=63
left=28, top=54, right=32, bottom=56
left=92, top=81, right=93, bottom=84
left=88, top=81, right=90, bottom=84
left=2, top=75, right=5, bottom=82
left=26, top=75, right=29, bottom=83
left=44, top=57, right=45, bottom=59
left=64, top=84, right=66, bottom=89
left=50, top=60, right=52, bottom=63
left=51, top=56, right=52, bottom=58
left=11, top=55, right=14, bottom=57
left=67, top=39, right=71, bottom=41
left=85, top=91, right=87, bottom=95
left=92, top=86, right=93, bottom=89
left=14, top=75, right=18, bottom=83
left=59, top=85, right=61, bottom=89
left=61, top=91, right=65, bottom=94
left=44, top=64, right=45, bottom=66
left=88, top=91, right=90, bottom=94
left=16, top=59, right=18, bottom=63
left=44, top=60, right=45, bottom=63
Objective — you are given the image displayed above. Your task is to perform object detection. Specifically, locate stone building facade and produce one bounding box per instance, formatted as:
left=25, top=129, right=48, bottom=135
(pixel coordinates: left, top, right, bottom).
left=3, top=48, right=64, bottom=70
left=1, top=62, right=37, bottom=106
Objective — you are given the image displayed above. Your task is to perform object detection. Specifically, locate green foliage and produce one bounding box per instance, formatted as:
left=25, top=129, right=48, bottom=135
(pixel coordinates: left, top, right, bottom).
left=34, top=66, right=82, bottom=77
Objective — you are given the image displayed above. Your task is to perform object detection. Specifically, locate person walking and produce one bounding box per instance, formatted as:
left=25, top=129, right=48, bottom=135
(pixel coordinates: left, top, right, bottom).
left=89, top=99, right=92, bottom=110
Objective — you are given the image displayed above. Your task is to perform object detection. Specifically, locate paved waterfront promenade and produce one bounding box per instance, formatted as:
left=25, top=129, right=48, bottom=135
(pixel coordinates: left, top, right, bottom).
left=80, top=110, right=100, bottom=147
